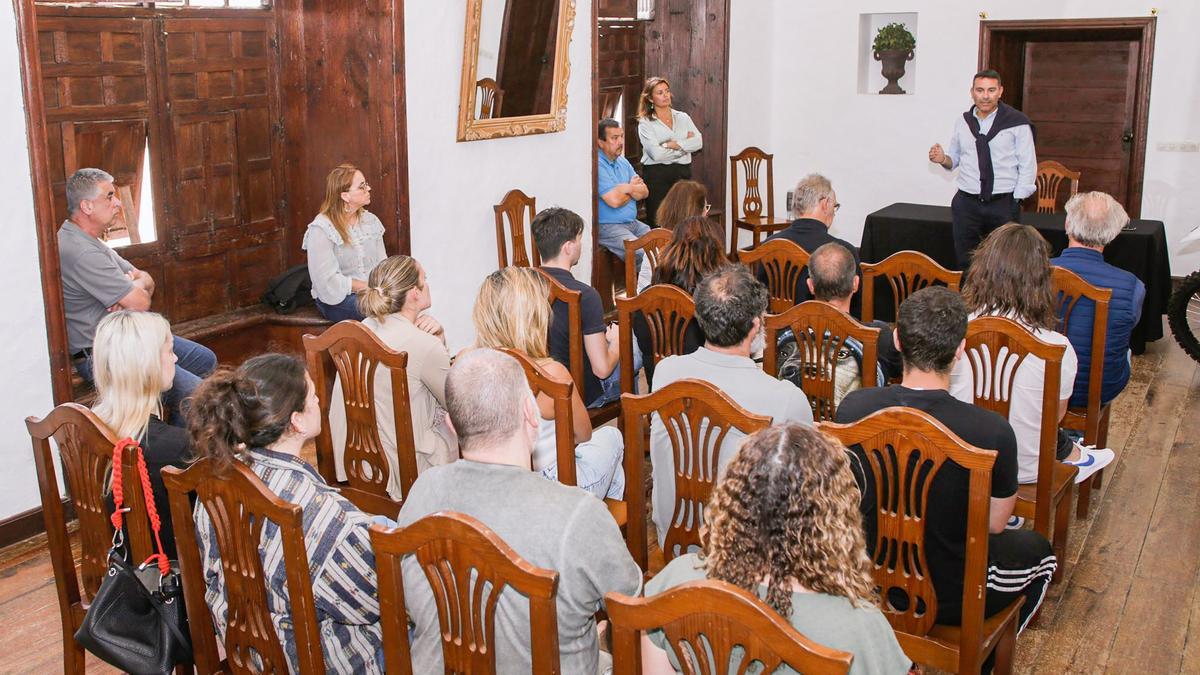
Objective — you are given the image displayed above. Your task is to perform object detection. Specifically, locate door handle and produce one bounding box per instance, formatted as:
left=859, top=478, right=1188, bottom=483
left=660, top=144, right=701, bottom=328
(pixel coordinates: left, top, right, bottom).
left=1122, top=129, right=1134, bottom=144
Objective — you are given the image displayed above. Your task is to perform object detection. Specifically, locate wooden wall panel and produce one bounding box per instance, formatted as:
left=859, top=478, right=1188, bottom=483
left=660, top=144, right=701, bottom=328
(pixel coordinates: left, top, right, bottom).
left=276, top=0, right=410, bottom=263
left=643, top=0, right=731, bottom=212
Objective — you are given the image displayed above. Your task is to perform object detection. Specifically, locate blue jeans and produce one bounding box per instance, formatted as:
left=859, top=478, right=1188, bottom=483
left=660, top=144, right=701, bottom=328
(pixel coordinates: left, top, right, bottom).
left=75, top=335, right=217, bottom=427
left=587, top=337, right=642, bottom=409
left=538, top=426, right=625, bottom=500
left=598, top=220, right=652, bottom=269
left=314, top=294, right=364, bottom=322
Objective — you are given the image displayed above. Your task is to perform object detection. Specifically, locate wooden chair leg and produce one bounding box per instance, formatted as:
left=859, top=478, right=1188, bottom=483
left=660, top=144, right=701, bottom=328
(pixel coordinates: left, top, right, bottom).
left=1076, top=475, right=1093, bottom=519
left=992, top=612, right=1019, bottom=675
left=64, top=632, right=86, bottom=675
left=1051, top=492, right=1071, bottom=584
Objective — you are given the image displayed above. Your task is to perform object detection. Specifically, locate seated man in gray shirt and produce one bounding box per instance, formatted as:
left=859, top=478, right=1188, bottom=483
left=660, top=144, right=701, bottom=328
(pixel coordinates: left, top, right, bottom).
left=651, top=265, right=814, bottom=548
left=395, top=348, right=642, bottom=675
left=57, top=168, right=216, bottom=423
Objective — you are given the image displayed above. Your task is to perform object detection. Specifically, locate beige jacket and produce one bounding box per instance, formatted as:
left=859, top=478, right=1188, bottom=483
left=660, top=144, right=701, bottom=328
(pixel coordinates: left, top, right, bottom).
left=330, top=314, right=457, bottom=499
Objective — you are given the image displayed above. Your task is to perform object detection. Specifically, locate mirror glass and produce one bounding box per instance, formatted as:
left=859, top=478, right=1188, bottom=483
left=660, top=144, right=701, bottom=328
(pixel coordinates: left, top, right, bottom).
left=473, top=0, right=561, bottom=120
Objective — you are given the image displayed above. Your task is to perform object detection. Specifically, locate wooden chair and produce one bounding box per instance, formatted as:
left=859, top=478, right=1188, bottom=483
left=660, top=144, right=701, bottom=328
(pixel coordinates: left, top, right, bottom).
left=963, top=316, right=1077, bottom=582
left=476, top=77, right=504, bottom=119
left=623, top=227, right=672, bottom=296
left=163, top=458, right=326, bottom=674
left=304, top=320, right=416, bottom=518
left=762, top=301, right=881, bottom=422
left=607, top=579, right=854, bottom=675
left=616, top=284, right=696, bottom=396
left=1051, top=266, right=1114, bottom=519
left=817, top=407, right=1023, bottom=674
left=620, top=380, right=772, bottom=568
left=737, top=238, right=810, bottom=313
left=1035, top=160, right=1081, bottom=214
left=537, top=268, right=621, bottom=426
left=369, top=512, right=560, bottom=675
left=494, top=188, right=539, bottom=268
left=729, top=146, right=791, bottom=255
left=26, top=403, right=155, bottom=675
left=860, top=250, right=962, bottom=323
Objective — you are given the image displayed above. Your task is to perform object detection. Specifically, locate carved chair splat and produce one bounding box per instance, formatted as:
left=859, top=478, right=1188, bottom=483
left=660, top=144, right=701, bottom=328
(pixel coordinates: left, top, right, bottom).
left=163, top=458, right=327, bottom=675
left=860, top=250, right=962, bottom=323
left=620, top=380, right=772, bottom=568
left=737, top=239, right=810, bottom=314
left=1051, top=266, right=1114, bottom=518
left=1035, top=160, right=1081, bottom=214
left=494, top=189, right=539, bottom=269
left=369, top=512, right=561, bottom=675
left=623, top=228, right=672, bottom=297
left=616, top=284, right=696, bottom=397
left=729, top=147, right=791, bottom=255
left=476, top=77, right=504, bottom=120
left=305, top=320, right=416, bottom=518
left=607, top=579, right=854, bottom=675
left=763, top=301, right=881, bottom=422
left=963, top=316, right=1076, bottom=583
left=818, top=407, right=1023, bottom=674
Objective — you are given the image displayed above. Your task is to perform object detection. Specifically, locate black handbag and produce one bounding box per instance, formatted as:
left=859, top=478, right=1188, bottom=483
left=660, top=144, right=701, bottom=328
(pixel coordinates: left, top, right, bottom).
left=74, top=438, right=193, bottom=675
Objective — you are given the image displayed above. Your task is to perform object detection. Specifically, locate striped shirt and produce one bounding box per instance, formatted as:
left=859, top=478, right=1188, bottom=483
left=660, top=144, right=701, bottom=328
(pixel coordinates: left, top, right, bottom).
left=195, top=448, right=382, bottom=674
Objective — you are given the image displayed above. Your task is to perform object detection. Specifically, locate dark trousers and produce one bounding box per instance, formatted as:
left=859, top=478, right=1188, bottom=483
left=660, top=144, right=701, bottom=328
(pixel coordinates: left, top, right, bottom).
left=950, top=190, right=1020, bottom=270
left=642, top=163, right=691, bottom=227
left=315, top=294, right=364, bottom=322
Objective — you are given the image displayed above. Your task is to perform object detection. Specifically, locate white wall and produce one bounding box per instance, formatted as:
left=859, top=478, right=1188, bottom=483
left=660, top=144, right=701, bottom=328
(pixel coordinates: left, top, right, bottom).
left=729, top=0, right=1200, bottom=272
left=0, top=3, right=57, bottom=520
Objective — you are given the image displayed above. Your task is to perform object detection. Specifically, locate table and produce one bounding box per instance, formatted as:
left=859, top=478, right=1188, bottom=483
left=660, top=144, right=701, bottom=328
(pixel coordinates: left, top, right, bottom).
left=860, top=203, right=1171, bottom=354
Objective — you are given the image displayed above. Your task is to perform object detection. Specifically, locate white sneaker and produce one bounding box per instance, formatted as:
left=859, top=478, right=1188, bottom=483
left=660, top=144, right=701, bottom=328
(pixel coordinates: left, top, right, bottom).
left=1064, top=443, right=1115, bottom=484
left=1006, top=515, right=1025, bottom=530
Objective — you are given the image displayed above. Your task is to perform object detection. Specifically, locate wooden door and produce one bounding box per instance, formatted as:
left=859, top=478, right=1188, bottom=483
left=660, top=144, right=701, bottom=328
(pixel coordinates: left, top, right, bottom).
left=1022, top=41, right=1139, bottom=209
left=597, top=22, right=644, bottom=164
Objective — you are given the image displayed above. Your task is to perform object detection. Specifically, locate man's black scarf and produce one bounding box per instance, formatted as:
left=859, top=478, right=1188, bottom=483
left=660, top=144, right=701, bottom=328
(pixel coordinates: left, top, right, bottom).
left=963, top=102, right=1034, bottom=200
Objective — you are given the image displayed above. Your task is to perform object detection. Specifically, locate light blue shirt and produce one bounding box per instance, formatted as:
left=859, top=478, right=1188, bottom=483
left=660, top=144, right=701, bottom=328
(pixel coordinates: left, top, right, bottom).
left=597, top=152, right=638, bottom=224
left=945, top=108, right=1037, bottom=199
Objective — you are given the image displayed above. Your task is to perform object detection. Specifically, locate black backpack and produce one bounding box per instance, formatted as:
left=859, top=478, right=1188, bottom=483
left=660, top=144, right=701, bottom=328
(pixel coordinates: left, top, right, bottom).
left=261, top=264, right=313, bottom=314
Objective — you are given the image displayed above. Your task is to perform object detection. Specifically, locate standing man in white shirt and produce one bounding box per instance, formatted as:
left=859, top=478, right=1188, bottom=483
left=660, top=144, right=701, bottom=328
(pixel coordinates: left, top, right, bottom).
left=928, top=69, right=1037, bottom=270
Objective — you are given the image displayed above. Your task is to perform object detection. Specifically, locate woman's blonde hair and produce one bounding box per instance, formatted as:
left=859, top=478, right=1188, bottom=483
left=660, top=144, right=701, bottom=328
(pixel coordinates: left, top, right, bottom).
left=359, top=255, right=422, bottom=320
left=638, top=76, right=670, bottom=120
left=92, top=310, right=172, bottom=441
left=703, top=423, right=878, bottom=615
left=318, top=163, right=364, bottom=244
left=472, top=267, right=551, bottom=359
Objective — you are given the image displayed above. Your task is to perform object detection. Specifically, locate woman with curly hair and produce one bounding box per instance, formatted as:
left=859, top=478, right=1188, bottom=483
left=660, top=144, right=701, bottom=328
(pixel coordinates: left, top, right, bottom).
left=641, top=423, right=911, bottom=675
left=949, top=223, right=1113, bottom=487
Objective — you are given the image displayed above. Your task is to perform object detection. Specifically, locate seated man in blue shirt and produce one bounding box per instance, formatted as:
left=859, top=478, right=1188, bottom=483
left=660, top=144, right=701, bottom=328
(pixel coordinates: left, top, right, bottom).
left=597, top=118, right=651, bottom=266
left=1051, top=191, right=1145, bottom=407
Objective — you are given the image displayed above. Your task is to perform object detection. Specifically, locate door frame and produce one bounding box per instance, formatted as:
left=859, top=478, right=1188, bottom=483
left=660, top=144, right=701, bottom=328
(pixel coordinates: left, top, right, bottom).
left=979, top=17, right=1156, bottom=218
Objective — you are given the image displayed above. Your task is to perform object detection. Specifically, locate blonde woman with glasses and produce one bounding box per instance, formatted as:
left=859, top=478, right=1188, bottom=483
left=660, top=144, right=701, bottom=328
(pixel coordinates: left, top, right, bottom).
left=329, top=255, right=456, bottom=499
left=472, top=266, right=625, bottom=500
left=92, top=310, right=190, bottom=558
left=303, top=164, right=387, bottom=321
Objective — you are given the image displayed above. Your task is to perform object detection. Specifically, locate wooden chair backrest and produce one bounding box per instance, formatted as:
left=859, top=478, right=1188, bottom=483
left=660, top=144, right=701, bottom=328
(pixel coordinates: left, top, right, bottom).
left=305, top=320, right=414, bottom=518
left=620, top=380, right=772, bottom=567
left=163, top=458, right=326, bottom=674
left=537, top=268, right=587, bottom=395
left=607, top=579, right=854, bottom=675
left=1035, top=160, right=1081, bottom=214
left=818, top=407, right=997, bottom=672
left=737, top=239, right=810, bottom=313
left=26, top=404, right=154, bottom=621
left=860, top=250, right=962, bottom=323
left=476, top=77, right=503, bottom=119
left=494, top=189, right=539, bottom=268
left=616, top=284, right=696, bottom=396
left=963, top=316, right=1066, bottom=526
left=1051, top=266, right=1112, bottom=429
left=729, top=146, right=777, bottom=221
left=763, top=301, right=882, bottom=422
left=369, top=512, right=561, bottom=675
left=623, top=228, right=672, bottom=295
left=499, top=347, right=579, bottom=487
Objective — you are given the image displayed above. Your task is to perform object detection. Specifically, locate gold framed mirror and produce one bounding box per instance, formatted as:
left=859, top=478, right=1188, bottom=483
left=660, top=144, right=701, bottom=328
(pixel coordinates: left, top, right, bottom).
left=457, top=0, right=576, bottom=142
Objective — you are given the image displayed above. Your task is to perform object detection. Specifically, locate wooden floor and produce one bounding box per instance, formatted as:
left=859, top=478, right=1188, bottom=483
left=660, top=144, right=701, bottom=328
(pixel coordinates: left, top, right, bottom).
left=1, top=328, right=1197, bottom=674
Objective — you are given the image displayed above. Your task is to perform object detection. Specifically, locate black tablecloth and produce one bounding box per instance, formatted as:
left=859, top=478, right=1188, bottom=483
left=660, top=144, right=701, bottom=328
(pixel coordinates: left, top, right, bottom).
left=860, top=202, right=1171, bottom=354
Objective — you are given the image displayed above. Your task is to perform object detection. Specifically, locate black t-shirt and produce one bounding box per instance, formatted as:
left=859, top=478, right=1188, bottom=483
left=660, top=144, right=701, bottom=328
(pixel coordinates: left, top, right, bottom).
left=761, top=218, right=863, bottom=318
left=835, top=386, right=1018, bottom=618
left=542, top=266, right=607, bottom=405
left=867, top=320, right=903, bottom=381
left=107, top=416, right=191, bottom=559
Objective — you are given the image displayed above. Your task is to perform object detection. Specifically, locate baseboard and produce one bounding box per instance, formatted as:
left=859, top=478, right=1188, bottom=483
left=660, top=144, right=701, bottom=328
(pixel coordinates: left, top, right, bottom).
left=0, top=499, right=73, bottom=550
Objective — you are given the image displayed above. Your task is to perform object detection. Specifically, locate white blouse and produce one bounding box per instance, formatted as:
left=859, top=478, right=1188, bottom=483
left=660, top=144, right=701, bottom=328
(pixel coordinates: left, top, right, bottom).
left=638, top=109, right=703, bottom=166
left=302, top=211, right=387, bottom=305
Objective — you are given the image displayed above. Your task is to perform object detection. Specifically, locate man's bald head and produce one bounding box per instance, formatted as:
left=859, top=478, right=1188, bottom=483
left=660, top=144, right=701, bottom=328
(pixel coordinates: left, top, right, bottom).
left=445, top=348, right=533, bottom=455
left=1064, top=191, right=1129, bottom=249
left=808, top=243, right=857, bottom=302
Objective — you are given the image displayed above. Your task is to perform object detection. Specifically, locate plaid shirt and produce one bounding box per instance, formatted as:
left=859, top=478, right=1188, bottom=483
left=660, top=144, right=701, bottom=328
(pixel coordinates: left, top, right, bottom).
left=195, top=448, right=382, bottom=673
